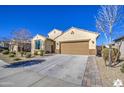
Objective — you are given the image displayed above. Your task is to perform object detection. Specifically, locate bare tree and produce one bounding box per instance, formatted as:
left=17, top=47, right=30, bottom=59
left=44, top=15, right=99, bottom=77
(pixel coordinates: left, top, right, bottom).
left=11, top=28, right=32, bottom=56
left=96, top=5, right=124, bottom=66
left=11, top=28, right=32, bottom=41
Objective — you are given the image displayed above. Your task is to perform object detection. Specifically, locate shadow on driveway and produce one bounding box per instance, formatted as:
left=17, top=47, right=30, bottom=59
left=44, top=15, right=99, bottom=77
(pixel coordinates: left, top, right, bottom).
left=3, top=59, right=45, bottom=68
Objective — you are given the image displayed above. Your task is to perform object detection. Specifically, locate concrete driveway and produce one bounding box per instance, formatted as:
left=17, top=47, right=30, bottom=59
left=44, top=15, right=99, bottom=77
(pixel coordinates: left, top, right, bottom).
left=0, top=54, right=88, bottom=87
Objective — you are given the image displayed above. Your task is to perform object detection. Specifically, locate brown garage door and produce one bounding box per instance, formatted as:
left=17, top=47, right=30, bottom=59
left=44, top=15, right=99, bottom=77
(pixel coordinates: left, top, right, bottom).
left=60, top=41, right=89, bottom=55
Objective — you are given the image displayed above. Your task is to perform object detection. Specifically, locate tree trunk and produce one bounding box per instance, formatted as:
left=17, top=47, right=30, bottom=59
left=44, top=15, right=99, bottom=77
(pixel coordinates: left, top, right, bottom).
left=108, top=35, right=112, bottom=66
left=108, top=45, right=112, bottom=66
left=20, top=41, right=24, bottom=57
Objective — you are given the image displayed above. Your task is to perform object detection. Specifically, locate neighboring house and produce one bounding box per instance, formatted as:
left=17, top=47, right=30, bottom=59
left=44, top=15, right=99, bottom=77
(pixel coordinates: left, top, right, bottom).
left=31, top=27, right=99, bottom=55
left=0, top=41, right=9, bottom=49
left=114, top=36, right=124, bottom=58
left=9, top=40, right=31, bottom=53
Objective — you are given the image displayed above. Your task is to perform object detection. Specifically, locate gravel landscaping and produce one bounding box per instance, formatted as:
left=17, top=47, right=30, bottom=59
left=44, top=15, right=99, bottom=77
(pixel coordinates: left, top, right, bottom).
left=96, top=57, right=124, bottom=87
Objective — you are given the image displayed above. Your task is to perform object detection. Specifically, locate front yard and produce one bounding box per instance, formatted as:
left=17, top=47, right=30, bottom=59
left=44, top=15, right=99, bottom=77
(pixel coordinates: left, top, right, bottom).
left=0, top=52, right=32, bottom=64
left=96, top=57, right=124, bottom=87
left=0, top=48, right=46, bottom=64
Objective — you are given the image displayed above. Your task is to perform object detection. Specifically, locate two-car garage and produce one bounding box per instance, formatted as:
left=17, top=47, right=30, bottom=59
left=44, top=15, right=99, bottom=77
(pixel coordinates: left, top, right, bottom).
left=60, top=40, right=89, bottom=55
left=53, top=27, right=99, bottom=55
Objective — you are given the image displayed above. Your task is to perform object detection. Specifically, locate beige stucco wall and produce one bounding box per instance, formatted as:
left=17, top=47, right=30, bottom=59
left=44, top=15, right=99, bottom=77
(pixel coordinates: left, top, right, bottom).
left=45, top=39, right=54, bottom=53
left=55, top=28, right=99, bottom=50
left=31, top=34, right=55, bottom=54
left=13, top=45, right=18, bottom=52
left=48, top=29, right=63, bottom=40
left=9, top=45, right=18, bottom=52
left=115, top=41, right=124, bottom=58
left=31, top=34, right=46, bottom=54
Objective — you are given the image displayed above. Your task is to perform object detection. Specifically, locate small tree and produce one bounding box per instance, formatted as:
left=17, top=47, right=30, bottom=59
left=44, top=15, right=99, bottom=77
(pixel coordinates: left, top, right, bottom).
left=96, top=5, right=124, bottom=66
left=11, top=28, right=32, bottom=56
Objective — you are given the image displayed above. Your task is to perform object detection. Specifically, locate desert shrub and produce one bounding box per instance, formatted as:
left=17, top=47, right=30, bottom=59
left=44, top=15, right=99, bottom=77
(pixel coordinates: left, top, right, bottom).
left=2, top=50, right=9, bottom=55
left=9, top=53, right=15, bottom=57
left=45, top=51, right=50, bottom=54
left=120, top=63, right=124, bottom=73
left=102, top=48, right=109, bottom=60
left=23, top=52, right=27, bottom=55
left=25, top=53, right=31, bottom=58
left=14, top=58, right=22, bottom=61
left=10, top=52, right=16, bottom=54
left=20, top=51, right=25, bottom=57
left=39, top=50, right=44, bottom=56
left=102, top=48, right=120, bottom=63
left=10, top=52, right=16, bottom=55
left=34, top=51, right=38, bottom=55
left=0, top=48, right=3, bottom=53
left=34, top=50, right=44, bottom=56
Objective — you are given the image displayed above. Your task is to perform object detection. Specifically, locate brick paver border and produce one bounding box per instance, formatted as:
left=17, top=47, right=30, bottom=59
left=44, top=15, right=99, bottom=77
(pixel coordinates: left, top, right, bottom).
left=82, top=56, right=103, bottom=87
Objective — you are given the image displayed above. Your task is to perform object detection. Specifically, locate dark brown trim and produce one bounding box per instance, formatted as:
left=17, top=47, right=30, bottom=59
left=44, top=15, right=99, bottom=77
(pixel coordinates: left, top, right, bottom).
left=89, top=49, right=96, bottom=55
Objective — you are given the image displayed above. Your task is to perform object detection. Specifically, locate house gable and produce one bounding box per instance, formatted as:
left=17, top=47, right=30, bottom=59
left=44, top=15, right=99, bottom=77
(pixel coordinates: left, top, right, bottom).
left=48, top=29, right=63, bottom=40
left=32, top=34, right=46, bottom=41
left=55, top=27, right=99, bottom=41
left=55, top=27, right=99, bottom=50
left=70, top=27, right=99, bottom=35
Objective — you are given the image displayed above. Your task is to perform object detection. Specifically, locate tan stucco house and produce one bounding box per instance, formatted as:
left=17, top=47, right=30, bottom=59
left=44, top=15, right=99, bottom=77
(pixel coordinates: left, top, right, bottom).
left=31, top=27, right=99, bottom=55
left=9, top=40, right=31, bottom=53
left=114, top=36, right=124, bottom=58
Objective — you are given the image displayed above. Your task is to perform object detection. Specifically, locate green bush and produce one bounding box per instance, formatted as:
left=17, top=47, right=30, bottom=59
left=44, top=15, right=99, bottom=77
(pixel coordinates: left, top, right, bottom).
left=9, top=53, right=15, bottom=57
left=40, top=50, right=44, bottom=56
left=14, top=58, right=22, bottom=61
left=120, top=63, right=124, bottom=73
left=24, top=52, right=27, bottom=55
left=25, top=53, right=31, bottom=58
left=2, top=50, right=9, bottom=55
left=20, top=51, right=26, bottom=57
left=102, top=48, right=120, bottom=63
left=34, top=50, right=44, bottom=56
left=10, top=52, right=16, bottom=55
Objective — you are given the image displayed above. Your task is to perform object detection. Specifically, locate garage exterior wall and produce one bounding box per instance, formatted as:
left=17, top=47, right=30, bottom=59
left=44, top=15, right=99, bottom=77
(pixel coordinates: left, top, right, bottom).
left=55, top=28, right=98, bottom=55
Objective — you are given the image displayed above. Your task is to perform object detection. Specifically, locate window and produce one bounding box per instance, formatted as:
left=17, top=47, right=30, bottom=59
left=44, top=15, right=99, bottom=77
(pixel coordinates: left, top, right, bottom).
left=35, top=40, right=42, bottom=49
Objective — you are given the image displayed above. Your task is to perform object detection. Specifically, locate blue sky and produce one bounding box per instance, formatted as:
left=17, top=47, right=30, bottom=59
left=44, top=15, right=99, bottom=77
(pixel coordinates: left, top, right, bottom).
left=0, top=5, right=124, bottom=45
